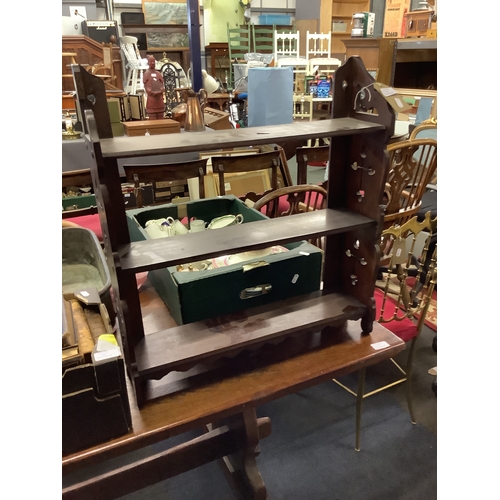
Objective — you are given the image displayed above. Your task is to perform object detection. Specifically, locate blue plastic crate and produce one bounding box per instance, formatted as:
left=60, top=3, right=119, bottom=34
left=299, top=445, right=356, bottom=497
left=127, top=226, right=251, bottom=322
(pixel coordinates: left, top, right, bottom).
left=258, top=14, right=291, bottom=25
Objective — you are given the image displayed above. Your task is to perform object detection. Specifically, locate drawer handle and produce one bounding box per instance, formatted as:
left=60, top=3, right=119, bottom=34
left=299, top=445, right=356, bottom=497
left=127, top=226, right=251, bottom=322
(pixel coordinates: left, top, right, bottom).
left=240, top=284, right=272, bottom=300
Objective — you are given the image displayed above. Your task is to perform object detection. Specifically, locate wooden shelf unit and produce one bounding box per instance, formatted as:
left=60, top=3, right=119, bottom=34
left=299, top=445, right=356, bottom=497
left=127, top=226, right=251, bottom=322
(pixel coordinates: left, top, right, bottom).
left=320, top=0, right=370, bottom=54
left=77, top=57, right=395, bottom=407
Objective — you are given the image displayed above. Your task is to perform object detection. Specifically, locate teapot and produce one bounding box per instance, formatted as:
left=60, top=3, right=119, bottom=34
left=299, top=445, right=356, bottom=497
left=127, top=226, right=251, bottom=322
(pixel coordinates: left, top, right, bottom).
left=182, top=88, right=208, bottom=132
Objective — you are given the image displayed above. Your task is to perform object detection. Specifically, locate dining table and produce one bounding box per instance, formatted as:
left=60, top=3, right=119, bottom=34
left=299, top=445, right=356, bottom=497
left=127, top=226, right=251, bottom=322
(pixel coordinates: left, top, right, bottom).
left=62, top=283, right=405, bottom=499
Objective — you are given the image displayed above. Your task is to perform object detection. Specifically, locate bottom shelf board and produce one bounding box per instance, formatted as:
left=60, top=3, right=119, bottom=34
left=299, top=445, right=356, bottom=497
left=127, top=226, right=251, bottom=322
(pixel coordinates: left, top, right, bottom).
left=134, top=292, right=367, bottom=380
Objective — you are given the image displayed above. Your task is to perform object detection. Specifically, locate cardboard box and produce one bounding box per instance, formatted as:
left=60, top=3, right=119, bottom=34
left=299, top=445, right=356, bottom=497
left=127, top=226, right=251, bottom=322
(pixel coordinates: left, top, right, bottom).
left=383, top=0, right=410, bottom=38
left=62, top=293, right=132, bottom=456
left=373, top=82, right=413, bottom=114
left=126, top=196, right=323, bottom=325
left=123, top=119, right=181, bottom=137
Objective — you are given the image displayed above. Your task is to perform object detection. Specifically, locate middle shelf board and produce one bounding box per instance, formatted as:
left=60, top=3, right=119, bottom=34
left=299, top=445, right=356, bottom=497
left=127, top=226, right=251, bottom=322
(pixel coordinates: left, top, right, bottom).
left=119, top=208, right=376, bottom=273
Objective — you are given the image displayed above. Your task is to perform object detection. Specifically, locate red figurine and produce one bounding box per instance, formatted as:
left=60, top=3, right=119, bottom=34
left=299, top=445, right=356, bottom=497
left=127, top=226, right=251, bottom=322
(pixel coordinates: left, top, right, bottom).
left=143, top=55, right=165, bottom=120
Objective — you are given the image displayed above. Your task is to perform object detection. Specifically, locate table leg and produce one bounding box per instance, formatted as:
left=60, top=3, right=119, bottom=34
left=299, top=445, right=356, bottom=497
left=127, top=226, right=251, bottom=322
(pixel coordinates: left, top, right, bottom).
left=212, top=408, right=269, bottom=500
left=62, top=410, right=271, bottom=499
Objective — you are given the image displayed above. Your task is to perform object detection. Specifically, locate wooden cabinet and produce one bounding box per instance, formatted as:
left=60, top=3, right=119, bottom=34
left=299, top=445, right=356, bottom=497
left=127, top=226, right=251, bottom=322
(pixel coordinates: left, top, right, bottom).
left=341, top=37, right=437, bottom=88
left=341, top=37, right=396, bottom=85
left=77, top=57, right=395, bottom=407
left=319, top=0, right=370, bottom=54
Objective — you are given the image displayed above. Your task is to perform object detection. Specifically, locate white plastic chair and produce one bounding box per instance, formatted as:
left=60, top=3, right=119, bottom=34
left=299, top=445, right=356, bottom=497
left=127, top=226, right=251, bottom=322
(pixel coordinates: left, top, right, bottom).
left=120, top=35, right=149, bottom=95
left=306, top=31, right=331, bottom=60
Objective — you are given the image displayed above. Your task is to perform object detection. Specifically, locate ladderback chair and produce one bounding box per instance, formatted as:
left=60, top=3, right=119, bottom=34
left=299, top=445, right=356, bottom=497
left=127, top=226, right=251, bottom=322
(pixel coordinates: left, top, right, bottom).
left=227, top=22, right=253, bottom=88
left=252, top=24, right=275, bottom=55
left=122, top=158, right=209, bottom=208
left=211, top=149, right=281, bottom=203
left=333, top=212, right=438, bottom=451
left=253, top=184, right=327, bottom=250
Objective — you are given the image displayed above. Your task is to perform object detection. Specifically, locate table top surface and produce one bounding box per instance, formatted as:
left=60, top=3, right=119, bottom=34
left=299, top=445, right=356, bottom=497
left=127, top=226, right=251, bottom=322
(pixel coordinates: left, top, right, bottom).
left=62, top=287, right=404, bottom=474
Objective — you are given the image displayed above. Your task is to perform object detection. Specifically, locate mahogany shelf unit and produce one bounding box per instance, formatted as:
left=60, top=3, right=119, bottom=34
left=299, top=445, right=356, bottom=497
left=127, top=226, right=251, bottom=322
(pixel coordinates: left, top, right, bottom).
left=76, top=57, right=395, bottom=407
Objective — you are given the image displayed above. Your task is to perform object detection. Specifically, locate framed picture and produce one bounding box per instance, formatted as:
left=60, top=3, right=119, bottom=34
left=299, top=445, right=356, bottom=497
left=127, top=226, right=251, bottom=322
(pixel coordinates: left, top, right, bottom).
left=367, top=68, right=379, bottom=81
left=142, top=0, right=188, bottom=25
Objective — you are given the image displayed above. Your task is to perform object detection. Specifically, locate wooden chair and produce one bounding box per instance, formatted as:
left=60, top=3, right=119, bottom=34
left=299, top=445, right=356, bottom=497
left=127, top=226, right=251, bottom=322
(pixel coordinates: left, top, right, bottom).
left=306, top=31, right=332, bottom=60
left=89, top=43, right=116, bottom=89
left=122, top=158, right=209, bottom=208
left=210, top=149, right=282, bottom=204
left=253, top=184, right=327, bottom=250
left=307, top=57, right=342, bottom=78
left=292, top=93, right=313, bottom=121
left=251, top=24, right=275, bottom=55
left=296, top=145, right=330, bottom=187
left=120, top=35, right=149, bottom=94
left=227, top=22, right=252, bottom=88
left=274, top=30, right=300, bottom=60
left=383, top=138, right=437, bottom=229
left=277, top=57, right=309, bottom=93
left=409, top=121, right=437, bottom=220
left=332, top=212, right=437, bottom=451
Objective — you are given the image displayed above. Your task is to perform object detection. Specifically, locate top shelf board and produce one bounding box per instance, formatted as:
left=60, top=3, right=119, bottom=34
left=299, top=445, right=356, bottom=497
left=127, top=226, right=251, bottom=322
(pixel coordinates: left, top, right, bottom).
left=98, top=118, right=385, bottom=159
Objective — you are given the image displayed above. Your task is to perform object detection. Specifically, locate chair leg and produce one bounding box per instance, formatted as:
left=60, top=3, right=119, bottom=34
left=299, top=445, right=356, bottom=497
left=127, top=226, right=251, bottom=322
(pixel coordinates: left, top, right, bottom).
left=355, top=367, right=366, bottom=452
left=405, top=338, right=418, bottom=425
left=131, top=69, right=138, bottom=95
